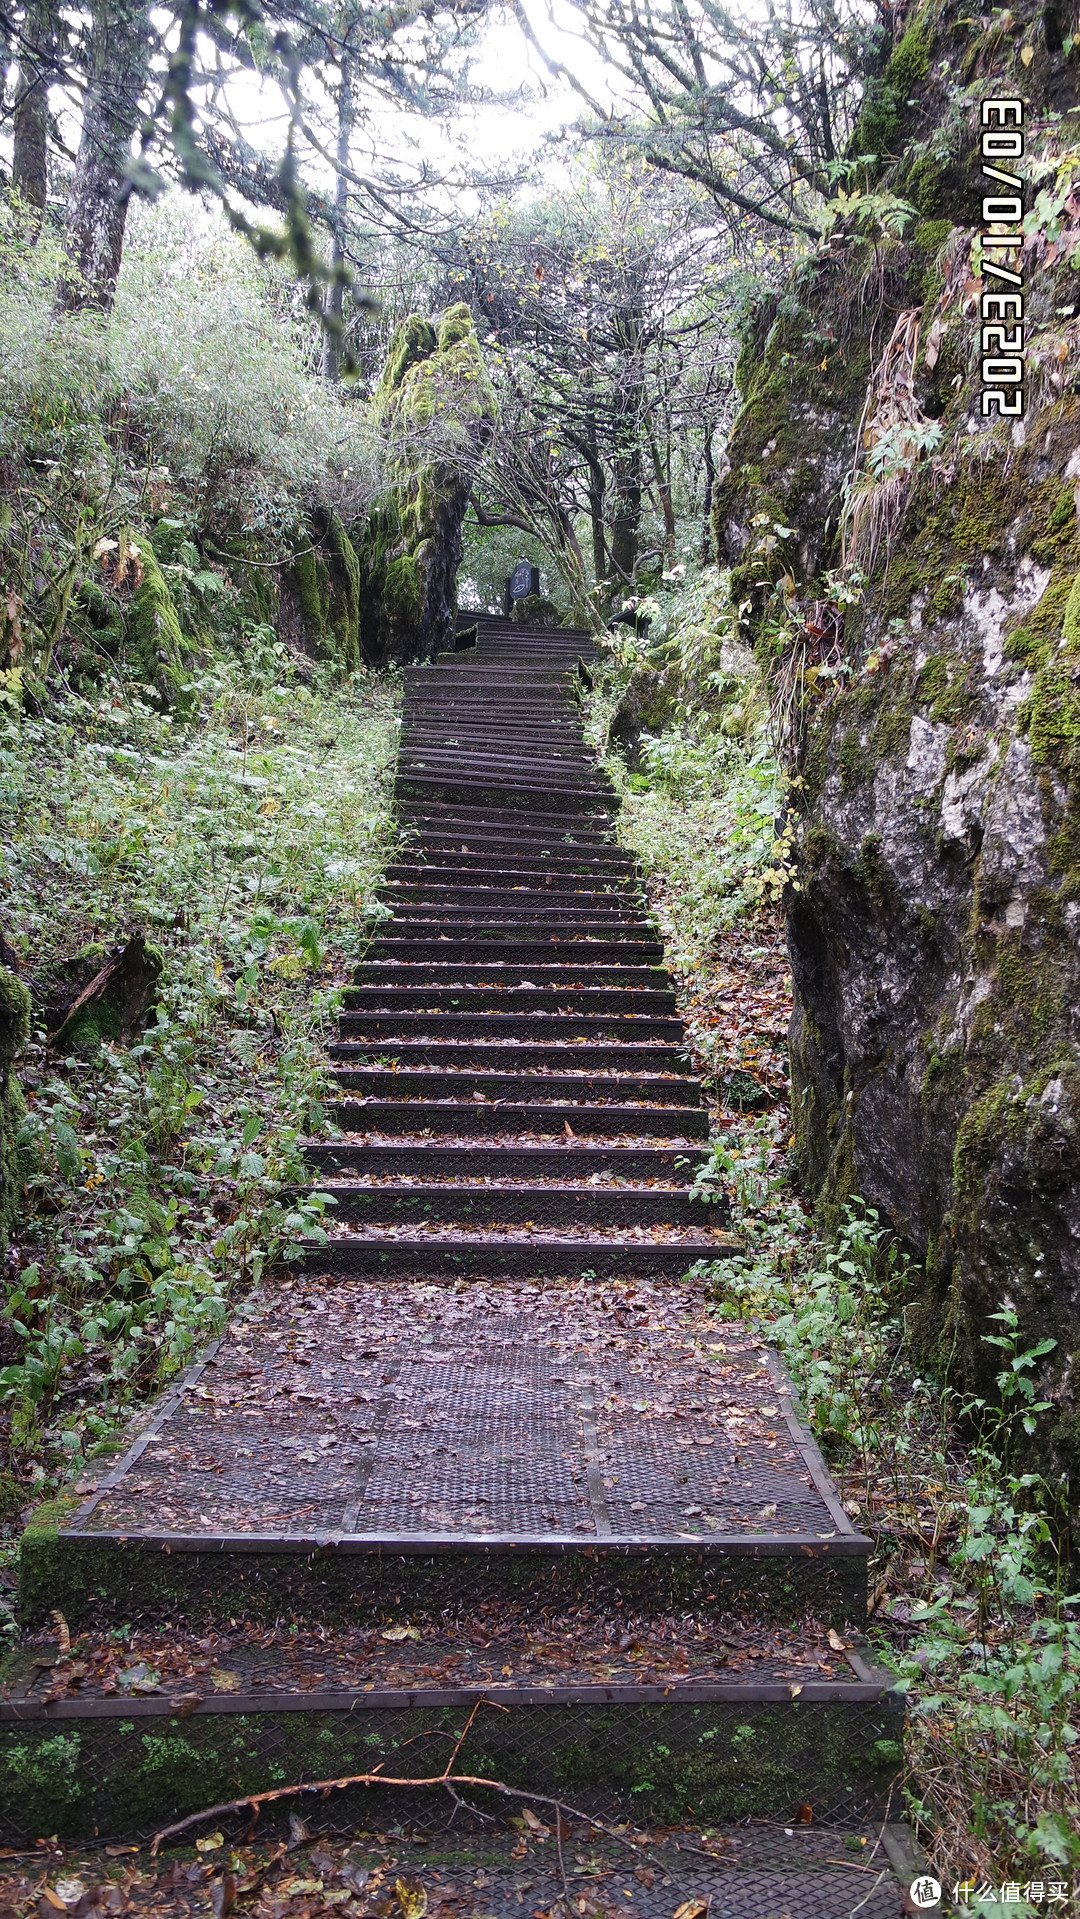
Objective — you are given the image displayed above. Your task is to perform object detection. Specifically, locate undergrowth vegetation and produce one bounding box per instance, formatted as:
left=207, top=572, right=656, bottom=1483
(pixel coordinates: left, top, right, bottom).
left=592, top=569, right=1080, bottom=1900
left=0, top=642, right=399, bottom=1583
left=0, top=195, right=379, bottom=702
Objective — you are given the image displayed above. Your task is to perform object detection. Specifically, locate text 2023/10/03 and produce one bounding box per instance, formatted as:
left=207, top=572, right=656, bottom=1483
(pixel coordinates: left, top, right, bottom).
left=981, top=97, right=1026, bottom=418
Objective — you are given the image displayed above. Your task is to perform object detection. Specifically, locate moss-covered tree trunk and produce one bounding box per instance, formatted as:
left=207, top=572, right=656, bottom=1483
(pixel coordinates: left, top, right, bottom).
left=355, top=305, right=495, bottom=666
left=12, top=0, right=55, bottom=234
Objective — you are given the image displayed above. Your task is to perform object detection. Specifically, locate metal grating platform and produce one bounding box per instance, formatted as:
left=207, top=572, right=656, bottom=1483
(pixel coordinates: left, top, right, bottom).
left=59, top=1280, right=856, bottom=1549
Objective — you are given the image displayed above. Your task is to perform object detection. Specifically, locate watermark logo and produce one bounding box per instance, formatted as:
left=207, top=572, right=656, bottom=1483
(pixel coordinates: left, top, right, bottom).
left=913, top=1880, right=947, bottom=1911
left=909, top=1878, right=942, bottom=1910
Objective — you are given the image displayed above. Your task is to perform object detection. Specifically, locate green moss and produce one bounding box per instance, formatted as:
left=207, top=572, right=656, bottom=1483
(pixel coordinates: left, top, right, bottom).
left=377, top=315, right=438, bottom=401
left=852, top=833, right=895, bottom=910
left=383, top=552, right=421, bottom=627
left=1004, top=570, right=1074, bottom=668
left=915, top=653, right=977, bottom=725
left=945, top=724, right=988, bottom=773
left=509, top=594, right=560, bottom=628
left=324, top=510, right=361, bottom=673
left=908, top=217, right=953, bottom=302
left=872, top=680, right=916, bottom=760
left=127, top=533, right=192, bottom=712
left=852, top=18, right=931, bottom=160
left=359, top=305, right=495, bottom=662
left=293, top=542, right=324, bottom=647
left=801, top=824, right=839, bottom=872
left=838, top=728, right=872, bottom=793
left=1026, top=657, right=1080, bottom=778
left=0, top=1691, right=902, bottom=1843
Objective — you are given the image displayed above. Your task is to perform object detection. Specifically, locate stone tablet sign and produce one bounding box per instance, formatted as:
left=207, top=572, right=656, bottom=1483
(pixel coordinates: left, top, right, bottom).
left=509, top=561, right=540, bottom=602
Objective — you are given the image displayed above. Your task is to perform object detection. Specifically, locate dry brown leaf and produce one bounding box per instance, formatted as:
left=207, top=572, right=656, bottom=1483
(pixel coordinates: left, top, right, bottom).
left=672, top=1902, right=707, bottom=1919
left=50, top=1611, right=71, bottom=1656
left=827, top=1628, right=848, bottom=1652
left=210, top=1668, right=242, bottom=1691
left=195, top=1832, right=225, bottom=1853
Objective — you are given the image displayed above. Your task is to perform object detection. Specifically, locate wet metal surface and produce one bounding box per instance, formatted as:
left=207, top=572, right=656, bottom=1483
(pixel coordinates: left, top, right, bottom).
left=66, top=1280, right=854, bottom=1548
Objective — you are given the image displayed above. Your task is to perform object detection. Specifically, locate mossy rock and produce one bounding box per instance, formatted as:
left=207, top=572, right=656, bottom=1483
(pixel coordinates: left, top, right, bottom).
left=285, top=512, right=362, bottom=674
left=126, top=533, right=193, bottom=712
left=509, top=594, right=560, bottom=628
left=851, top=18, right=931, bottom=162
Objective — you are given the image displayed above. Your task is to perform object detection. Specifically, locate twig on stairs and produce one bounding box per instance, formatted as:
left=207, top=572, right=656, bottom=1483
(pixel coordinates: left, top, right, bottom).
left=149, top=1753, right=644, bottom=1873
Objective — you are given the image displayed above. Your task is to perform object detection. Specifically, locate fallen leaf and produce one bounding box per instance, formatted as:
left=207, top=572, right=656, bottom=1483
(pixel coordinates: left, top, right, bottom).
left=280, top=1880, right=322, bottom=1898
left=795, top=1802, right=813, bottom=1824
left=1020, top=40, right=1034, bottom=61
left=924, top=315, right=945, bottom=370
left=288, top=1813, right=312, bottom=1848
left=381, top=1625, right=421, bottom=1642
left=827, top=1629, right=848, bottom=1652
left=39, top=1892, right=67, bottom=1913
left=50, top=1611, right=71, bottom=1656
left=522, top=1808, right=548, bottom=1836
left=195, top=1832, right=225, bottom=1853
left=211, top=1873, right=236, bottom=1918
left=210, top=1667, right=242, bottom=1691
left=633, top=1868, right=654, bottom=1889
left=396, top=1874, right=428, bottom=1919
left=672, top=1902, right=707, bottom=1919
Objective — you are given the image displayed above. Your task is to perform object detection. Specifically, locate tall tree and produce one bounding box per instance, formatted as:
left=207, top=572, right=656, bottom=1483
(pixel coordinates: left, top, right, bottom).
left=59, top=0, right=151, bottom=310
left=11, top=0, right=57, bottom=233
left=512, top=0, right=890, bottom=236
left=449, top=160, right=739, bottom=600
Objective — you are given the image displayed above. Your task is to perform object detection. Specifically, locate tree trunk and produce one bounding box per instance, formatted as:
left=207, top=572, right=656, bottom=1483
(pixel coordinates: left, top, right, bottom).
left=701, top=421, right=717, bottom=563
left=321, top=50, right=354, bottom=382
left=12, top=0, right=56, bottom=234
left=647, top=430, right=676, bottom=567
left=608, top=440, right=642, bottom=583
left=607, top=303, right=644, bottom=586
left=58, top=0, right=150, bottom=313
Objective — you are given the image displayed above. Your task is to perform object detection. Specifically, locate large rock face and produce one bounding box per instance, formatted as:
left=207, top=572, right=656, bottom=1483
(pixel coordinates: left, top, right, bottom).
left=714, top=0, right=1080, bottom=1483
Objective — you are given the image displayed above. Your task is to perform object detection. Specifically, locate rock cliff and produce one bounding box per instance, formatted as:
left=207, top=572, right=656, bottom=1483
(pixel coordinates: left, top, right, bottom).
left=714, top=0, right=1080, bottom=1483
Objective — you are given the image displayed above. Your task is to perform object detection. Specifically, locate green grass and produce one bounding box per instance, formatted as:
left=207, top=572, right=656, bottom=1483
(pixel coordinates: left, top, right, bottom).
left=0, top=637, right=399, bottom=1570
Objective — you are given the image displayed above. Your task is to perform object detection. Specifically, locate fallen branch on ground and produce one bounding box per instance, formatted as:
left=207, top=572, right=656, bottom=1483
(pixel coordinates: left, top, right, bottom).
left=150, top=1739, right=645, bottom=1887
